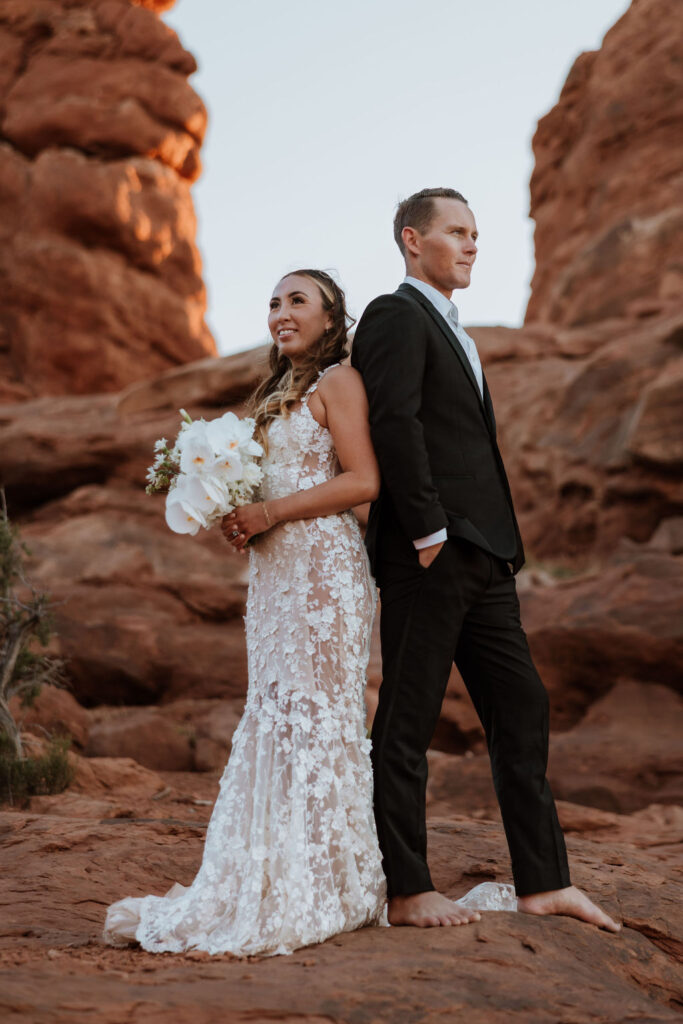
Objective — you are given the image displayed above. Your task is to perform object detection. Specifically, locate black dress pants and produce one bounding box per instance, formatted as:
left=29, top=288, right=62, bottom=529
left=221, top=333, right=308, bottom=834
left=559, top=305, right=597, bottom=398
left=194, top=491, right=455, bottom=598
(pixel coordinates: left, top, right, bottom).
left=372, top=533, right=571, bottom=899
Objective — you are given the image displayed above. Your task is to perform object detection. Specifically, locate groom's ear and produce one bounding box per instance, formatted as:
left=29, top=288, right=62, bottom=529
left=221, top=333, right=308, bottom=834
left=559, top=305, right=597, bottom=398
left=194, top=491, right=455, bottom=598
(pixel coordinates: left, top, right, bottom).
left=402, top=225, right=421, bottom=257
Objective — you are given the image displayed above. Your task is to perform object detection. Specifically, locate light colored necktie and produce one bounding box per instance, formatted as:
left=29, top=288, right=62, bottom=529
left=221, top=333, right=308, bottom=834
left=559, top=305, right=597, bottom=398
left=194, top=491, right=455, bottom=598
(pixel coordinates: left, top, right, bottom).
left=447, top=306, right=483, bottom=398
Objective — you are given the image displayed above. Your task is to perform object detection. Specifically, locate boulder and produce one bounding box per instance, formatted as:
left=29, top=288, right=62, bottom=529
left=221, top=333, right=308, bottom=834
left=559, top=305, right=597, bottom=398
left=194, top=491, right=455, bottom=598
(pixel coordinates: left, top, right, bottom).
left=85, top=699, right=244, bottom=772
left=555, top=801, right=683, bottom=848
left=68, top=753, right=166, bottom=801
left=547, top=680, right=683, bottom=813
left=426, top=679, right=683, bottom=818
left=85, top=707, right=195, bottom=772
left=520, top=550, right=683, bottom=726
left=9, top=685, right=90, bottom=750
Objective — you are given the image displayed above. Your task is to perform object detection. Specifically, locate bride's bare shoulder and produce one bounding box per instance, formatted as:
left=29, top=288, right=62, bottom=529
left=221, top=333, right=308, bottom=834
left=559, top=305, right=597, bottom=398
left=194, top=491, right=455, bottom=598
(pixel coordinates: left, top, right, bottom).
left=317, top=363, right=364, bottom=399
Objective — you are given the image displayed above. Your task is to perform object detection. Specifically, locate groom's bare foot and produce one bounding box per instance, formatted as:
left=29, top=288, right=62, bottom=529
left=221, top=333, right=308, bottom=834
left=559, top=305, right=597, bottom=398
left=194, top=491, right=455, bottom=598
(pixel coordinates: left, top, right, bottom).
left=388, top=891, right=481, bottom=928
left=518, top=885, right=621, bottom=932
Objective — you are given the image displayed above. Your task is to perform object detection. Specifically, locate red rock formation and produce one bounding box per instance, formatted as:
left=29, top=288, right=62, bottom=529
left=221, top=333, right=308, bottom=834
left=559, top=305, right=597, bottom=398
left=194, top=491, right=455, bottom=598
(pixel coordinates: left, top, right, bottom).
left=0, top=0, right=216, bottom=400
left=526, top=0, right=683, bottom=326
left=472, top=313, right=683, bottom=560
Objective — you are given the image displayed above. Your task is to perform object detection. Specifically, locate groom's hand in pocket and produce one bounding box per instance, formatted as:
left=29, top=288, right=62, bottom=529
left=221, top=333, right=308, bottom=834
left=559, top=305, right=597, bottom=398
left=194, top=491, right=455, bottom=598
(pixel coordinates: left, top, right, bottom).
left=418, top=540, right=445, bottom=569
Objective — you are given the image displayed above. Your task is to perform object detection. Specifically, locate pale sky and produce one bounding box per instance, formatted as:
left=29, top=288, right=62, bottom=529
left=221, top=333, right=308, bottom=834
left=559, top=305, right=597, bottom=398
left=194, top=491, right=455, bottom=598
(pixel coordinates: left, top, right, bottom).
left=164, top=0, right=629, bottom=356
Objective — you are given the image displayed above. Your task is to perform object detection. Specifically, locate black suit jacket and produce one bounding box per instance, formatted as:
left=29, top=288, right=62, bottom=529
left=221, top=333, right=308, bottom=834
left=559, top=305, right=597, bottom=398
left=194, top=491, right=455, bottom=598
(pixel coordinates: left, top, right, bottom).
left=351, top=283, right=524, bottom=576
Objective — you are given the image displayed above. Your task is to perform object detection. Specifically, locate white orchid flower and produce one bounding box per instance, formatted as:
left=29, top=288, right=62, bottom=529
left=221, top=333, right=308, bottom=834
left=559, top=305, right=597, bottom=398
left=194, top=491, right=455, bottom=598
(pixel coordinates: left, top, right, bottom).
left=206, top=413, right=241, bottom=454
left=214, top=450, right=244, bottom=482
left=237, top=418, right=264, bottom=457
left=207, top=412, right=263, bottom=458
left=198, top=474, right=231, bottom=505
left=178, top=428, right=217, bottom=476
left=165, top=501, right=202, bottom=535
left=241, top=438, right=264, bottom=457
left=165, top=475, right=218, bottom=534
left=179, top=419, right=209, bottom=443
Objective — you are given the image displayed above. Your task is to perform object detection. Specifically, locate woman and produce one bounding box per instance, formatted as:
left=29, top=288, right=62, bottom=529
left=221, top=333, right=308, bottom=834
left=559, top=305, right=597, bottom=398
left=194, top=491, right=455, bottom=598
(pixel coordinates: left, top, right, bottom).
left=103, top=269, right=390, bottom=956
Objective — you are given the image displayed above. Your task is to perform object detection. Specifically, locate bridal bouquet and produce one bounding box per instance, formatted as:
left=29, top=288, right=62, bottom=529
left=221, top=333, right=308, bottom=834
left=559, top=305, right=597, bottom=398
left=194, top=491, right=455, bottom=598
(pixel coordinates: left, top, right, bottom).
left=146, top=409, right=264, bottom=535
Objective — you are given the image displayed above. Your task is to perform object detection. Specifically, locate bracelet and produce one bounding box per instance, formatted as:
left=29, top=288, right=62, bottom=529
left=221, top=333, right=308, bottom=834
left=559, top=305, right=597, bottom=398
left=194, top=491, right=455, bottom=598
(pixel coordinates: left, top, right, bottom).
left=261, top=501, right=272, bottom=528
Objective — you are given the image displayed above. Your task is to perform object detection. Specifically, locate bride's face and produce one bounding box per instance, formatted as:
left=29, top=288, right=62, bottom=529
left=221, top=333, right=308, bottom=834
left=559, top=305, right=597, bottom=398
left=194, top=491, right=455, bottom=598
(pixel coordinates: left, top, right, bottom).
left=268, top=275, right=333, bottom=364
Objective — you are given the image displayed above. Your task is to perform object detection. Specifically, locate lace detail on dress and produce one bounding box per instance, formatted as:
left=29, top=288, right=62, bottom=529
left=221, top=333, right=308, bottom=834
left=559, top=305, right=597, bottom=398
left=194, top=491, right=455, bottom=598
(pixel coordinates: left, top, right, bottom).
left=103, top=366, right=387, bottom=957
left=456, top=882, right=517, bottom=912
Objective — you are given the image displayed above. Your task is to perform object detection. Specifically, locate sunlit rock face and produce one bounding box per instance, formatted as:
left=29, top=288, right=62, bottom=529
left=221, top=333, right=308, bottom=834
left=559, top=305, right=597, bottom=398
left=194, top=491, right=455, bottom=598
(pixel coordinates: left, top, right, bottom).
left=526, top=0, right=683, bottom=327
left=0, top=0, right=216, bottom=401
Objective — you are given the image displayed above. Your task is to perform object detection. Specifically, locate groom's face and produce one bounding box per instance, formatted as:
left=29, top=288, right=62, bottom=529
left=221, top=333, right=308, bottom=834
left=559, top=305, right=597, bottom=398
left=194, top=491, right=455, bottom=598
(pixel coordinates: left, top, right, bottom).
left=404, top=198, right=478, bottom=296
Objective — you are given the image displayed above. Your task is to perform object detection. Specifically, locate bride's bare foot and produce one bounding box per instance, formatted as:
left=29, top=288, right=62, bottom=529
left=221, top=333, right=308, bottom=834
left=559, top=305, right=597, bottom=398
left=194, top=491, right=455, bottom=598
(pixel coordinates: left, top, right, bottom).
left=518, top=885, right=621, bottom=933
left=388, top=891, right=482, bottom=928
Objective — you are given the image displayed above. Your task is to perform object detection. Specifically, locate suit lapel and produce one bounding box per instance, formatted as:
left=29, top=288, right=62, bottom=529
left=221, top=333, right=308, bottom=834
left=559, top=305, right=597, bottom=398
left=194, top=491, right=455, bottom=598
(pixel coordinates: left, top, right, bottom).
left=396, top=283, right=493, bottom=432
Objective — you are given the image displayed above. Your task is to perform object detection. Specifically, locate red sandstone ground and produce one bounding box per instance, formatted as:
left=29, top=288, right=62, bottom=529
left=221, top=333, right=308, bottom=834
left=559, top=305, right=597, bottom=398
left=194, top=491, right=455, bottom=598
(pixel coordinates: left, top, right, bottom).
left=1, top=783, right=681, bottom=1023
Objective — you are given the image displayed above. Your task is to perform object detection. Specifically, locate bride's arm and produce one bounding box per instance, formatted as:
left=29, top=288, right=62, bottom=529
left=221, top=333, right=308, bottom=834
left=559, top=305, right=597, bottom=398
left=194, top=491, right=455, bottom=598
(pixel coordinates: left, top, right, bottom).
left=223, top=366, right=380, bottom=548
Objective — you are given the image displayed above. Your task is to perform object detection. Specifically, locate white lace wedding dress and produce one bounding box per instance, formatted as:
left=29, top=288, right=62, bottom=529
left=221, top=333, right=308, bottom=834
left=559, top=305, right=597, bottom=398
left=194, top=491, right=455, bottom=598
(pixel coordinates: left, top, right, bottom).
left=103, top=366, right=388, bottom=956
left=103, top=366, right=518, bottom=956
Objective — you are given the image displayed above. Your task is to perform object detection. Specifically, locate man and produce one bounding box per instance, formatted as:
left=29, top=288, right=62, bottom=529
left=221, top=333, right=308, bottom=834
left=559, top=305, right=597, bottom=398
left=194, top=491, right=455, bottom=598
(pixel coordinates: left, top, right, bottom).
left=351, top=187, right=620, bottom=931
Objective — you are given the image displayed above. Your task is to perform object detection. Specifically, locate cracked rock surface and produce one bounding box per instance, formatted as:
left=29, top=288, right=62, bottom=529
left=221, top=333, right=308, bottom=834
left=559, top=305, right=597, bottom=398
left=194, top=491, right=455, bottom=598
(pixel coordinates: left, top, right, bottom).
left=0, top=791, right=681, bottom=1023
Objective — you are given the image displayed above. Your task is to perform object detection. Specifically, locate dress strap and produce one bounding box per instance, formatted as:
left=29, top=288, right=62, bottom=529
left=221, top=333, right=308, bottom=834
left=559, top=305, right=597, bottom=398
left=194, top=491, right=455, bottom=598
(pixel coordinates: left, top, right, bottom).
left=302, top=363, right=341, bottom=402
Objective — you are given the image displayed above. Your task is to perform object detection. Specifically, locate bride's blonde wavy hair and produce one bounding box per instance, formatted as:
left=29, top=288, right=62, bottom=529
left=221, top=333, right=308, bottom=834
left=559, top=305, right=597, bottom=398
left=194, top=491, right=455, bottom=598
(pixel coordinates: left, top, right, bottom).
left=249, top=269, right=355, bottom=451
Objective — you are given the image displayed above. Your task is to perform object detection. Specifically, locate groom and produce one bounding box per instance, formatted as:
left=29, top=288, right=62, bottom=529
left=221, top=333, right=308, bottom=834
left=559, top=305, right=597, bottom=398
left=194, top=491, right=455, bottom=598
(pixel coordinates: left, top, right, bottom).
left=351, top=187, right=619, bottom=931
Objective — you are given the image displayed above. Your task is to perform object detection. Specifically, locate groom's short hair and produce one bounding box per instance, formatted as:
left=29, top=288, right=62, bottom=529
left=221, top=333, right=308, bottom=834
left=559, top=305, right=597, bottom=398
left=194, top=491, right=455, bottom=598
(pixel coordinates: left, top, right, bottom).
left=394, top=187, right=468, bottom=256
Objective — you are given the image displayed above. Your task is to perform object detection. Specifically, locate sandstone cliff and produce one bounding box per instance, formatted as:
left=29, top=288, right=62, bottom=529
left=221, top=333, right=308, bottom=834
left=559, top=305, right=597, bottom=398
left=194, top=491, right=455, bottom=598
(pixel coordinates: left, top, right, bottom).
left=526, top=0, right=683, bottom=326
left=0, top=0, right=216, bottom=401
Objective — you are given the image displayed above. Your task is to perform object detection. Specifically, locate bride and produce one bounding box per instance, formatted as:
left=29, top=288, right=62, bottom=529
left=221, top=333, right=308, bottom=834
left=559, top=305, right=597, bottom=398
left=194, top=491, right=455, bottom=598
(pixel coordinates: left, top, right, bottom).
left=103, top=269, right=399, bottom=956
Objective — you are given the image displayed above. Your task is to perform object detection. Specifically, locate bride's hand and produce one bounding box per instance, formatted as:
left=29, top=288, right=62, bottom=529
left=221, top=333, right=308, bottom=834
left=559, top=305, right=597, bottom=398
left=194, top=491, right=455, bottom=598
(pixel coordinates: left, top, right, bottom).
left=221, top=503, right=272, bottom=551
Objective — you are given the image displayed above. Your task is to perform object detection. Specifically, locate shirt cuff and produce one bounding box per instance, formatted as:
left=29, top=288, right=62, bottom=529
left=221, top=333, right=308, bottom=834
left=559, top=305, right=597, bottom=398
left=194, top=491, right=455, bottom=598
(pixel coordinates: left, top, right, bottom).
left=413, top=528, right=448, bottom=550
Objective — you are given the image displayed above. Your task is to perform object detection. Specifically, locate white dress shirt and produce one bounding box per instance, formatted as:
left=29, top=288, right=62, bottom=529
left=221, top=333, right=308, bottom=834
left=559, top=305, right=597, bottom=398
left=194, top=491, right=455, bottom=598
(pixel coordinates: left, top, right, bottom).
left=403, top=276, right=484, bottom=551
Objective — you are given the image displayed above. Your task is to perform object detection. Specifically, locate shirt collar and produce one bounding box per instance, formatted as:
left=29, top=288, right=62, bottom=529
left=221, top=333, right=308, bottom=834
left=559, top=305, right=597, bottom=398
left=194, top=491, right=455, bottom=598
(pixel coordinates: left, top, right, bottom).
left=403, top=276, right=459, bottom=323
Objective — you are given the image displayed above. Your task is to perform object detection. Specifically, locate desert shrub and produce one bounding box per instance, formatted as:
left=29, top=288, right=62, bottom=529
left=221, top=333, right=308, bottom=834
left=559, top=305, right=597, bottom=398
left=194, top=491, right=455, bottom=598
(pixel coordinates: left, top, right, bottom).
left=0, top=488, right=66, bottom=760
left=0, top=733, right=74, bottom=805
